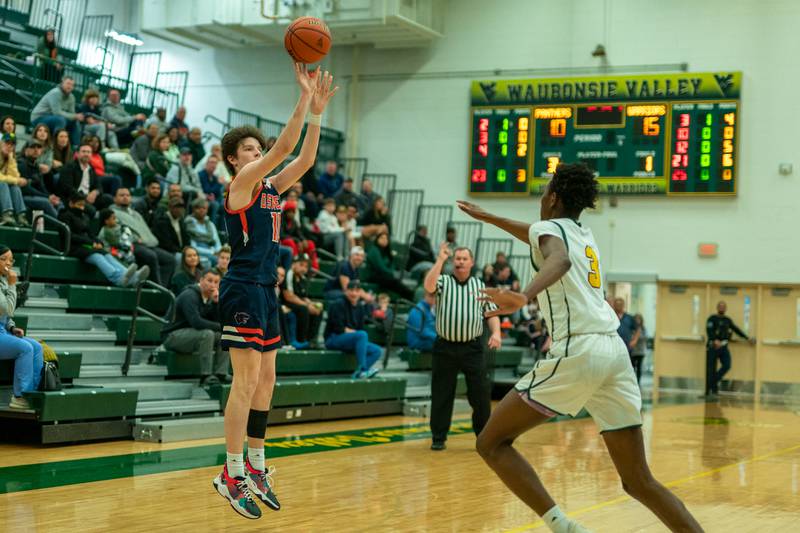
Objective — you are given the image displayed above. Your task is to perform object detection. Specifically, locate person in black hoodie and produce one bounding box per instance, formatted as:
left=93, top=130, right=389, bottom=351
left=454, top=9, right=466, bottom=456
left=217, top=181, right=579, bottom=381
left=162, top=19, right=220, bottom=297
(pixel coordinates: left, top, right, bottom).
left=324, top=280, right=382, bottom=379
left=57, top=142, right=113, bottom=217
left=152, top=196, right=191, bottom=261
left=161, top=268, right=231, bottom=385
left=134, top=178, right=165, bottom=226
left=58, top=191, right=148, bottom=287
left=16, top=139, right=61, bottom=218
left=406, top=224, right=436, bottom=279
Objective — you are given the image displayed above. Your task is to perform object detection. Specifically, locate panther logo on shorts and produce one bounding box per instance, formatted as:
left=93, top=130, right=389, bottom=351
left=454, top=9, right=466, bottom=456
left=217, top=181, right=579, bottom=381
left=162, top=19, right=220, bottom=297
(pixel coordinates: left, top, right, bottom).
left=234, top=312, right=251, bottom=325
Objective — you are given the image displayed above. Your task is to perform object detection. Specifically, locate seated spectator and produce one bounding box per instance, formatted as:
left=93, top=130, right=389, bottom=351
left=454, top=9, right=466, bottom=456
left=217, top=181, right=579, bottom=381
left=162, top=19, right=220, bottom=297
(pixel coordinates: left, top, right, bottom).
left=102, top=88, right=146, bottom=146
left=97, top=208, right=136, bottom=266
left=51, top=128, right=71, bottom=169
left=492, top=251, right=520, bottom=290
left=161, top=268, right=230, bottom=386
left=371, top=293, right=394, bottom=335
left=481, top=264, right=494, bottom=285
left=359, top=195, right=392, bottom=236
left=167, top=147, right=204, bottom=205
left=30, top=76, right=83, bottom=148
left=357, top=178, right=379, bottom=214
left=318, top=160, right=343, bottom=198
left=363, top=231, right=414, bottom=301
left=78, top=89, right=117, bottom=149
left=195, top=143, right=229, bottom=183
left=152, top=196, right=190, bottom=262
left=165, top=127, right=181, bottom=163
left=406, top=292, right=437, bottom=352
left=295, top=177, right=319, bottom=219
left=334, top=177, right=358, bottom=208
left=198, top=154, right=223, bottom=223
left=160, top=183, right=184, bottom=210
left=280, top=254, right=322, bottom=348
left=324, top=280, right=382, bottom=379
left=185, top=197, right=222, bottom=267
left=316, top=198, right=349, bottom=259
left=170, top=246, right=202, bottom=295
left=57, top=141, right=113, bottom=217
left=489, top=263, right=520, bottom=292
left=1, top=116, right=15, bottom=135
left=58, top=191, right=148, bottom=288
left=336, top=205, right=356, bottom=250
left=31, top=124, right=56, bottom=183
left=0, top=246, right=44, bottom=409
left=280, top=201, right=318, bottom=269
left=181, top=127, right=205, bottom=164
left=17, top=139, right=61, bottom=218
left=145, top=107, right=168, bottom=134
left=406, top=224, right=436, bottom=278
left=170, top=106, right=189, bottom=138
left=112, top=188, right=175, bottom=286
left=0, top=133, right=30, bottom=227
left=134, top=178, right=165, bottom=226
left=131, top=123, right=159, bottom=172
left=36, top=28, right=62, bottom=82
left=141, top=133, right=172, bottom=182
left=323, top=246, right=372, bottom=303
left=83, top=135, right=122, bottom=197
left=215, top=245, right=231, bottom=277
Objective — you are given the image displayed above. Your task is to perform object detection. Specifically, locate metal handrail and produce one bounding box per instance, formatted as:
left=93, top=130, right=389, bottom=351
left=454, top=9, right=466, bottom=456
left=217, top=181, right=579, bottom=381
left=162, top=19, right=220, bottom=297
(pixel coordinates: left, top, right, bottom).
left=23, top=213, right=71, bottom=284
left=0, top=57, right=35, bottom=92
left=122, top=280, right=175, bottom=376
left=0, top=79, right=32, bottom=104
left=203, top=114, right=230, bottom=130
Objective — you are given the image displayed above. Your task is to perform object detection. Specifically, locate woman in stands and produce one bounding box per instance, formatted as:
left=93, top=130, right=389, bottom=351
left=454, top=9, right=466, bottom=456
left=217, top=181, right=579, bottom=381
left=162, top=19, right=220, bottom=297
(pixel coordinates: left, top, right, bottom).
left=0, top=245, right=44, bottom=409
left=142, top=134, right=171, bottom=182
left=169, top=246, right=202, bottom=295
left=358, top=195, right=391, bottom=236
left=0, top=132, right=30, bottom=227
left=1, top=116, right=15, bottom=136
left=363, top=231, right=415, bottom=301
left=165, top=126, right=181, bottom=163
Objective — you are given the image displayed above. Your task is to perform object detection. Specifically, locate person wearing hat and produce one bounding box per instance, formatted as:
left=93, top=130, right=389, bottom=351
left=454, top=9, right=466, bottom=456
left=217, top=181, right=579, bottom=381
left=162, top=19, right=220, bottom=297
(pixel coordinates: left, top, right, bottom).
left=324, top=280, right=383, bottom=379
left=167, top=145, right=204, bottom=202
left=17, top=138, right=61, bottom=218
left=280, top=253, right=323, bottom=347
left=0, top=132, right=30, bottom=227
left=324, top=245, right=374, bottom=303
left=152, top=196, right=192, bottom=263
left=280, top=199, right=319, bottom=269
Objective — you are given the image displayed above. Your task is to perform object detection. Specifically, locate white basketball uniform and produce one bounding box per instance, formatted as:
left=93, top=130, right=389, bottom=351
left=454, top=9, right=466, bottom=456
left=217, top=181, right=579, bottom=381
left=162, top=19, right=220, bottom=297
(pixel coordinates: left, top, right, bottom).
left=514, top=218, right=643, bottom=432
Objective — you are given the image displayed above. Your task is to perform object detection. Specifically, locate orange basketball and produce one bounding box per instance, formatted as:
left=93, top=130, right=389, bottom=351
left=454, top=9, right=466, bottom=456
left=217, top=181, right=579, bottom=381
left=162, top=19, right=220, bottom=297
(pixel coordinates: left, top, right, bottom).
left=284, top=17, right=332, bottom=64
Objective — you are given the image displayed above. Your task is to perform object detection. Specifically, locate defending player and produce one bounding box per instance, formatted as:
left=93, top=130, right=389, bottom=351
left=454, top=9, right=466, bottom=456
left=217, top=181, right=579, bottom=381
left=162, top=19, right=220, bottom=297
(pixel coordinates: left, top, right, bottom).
left=458, top=163, right=702, bottom=533
left=213, top=64, right=338, bottom=519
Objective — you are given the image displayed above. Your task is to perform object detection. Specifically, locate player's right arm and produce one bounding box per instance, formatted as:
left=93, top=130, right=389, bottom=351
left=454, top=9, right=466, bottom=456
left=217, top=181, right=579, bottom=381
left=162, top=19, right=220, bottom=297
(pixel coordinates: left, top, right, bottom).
left=456, top=200, right=531, bottom=243
left=423, top=242, right=450, bottom=294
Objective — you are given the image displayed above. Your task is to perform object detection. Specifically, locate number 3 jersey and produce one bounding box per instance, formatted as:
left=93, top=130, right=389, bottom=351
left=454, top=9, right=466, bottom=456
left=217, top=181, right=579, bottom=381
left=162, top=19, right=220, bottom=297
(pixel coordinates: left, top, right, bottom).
left=528, top=218, right=619, bottom=357
left=224, top=177, right=282, bottom=286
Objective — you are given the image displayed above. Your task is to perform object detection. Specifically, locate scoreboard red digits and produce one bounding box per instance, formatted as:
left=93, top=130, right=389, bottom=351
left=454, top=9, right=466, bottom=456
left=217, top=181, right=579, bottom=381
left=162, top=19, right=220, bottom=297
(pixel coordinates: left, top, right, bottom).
left=469, top=108, right=531, bottom=194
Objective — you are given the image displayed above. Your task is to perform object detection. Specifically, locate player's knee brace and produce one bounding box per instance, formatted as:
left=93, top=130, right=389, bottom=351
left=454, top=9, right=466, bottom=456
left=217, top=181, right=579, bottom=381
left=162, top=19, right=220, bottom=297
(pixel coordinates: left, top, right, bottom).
left=247, top=409, right=269, bottom=439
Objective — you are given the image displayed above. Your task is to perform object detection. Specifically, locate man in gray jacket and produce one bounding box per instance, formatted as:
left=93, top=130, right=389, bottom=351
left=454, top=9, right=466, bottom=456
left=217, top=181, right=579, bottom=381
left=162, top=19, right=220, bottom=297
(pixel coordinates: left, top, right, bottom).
left=102, top=89, right=146, bottom=146
left=111, top=187, right=175, bottom=286
left=30, top=76, right=84, bottom=147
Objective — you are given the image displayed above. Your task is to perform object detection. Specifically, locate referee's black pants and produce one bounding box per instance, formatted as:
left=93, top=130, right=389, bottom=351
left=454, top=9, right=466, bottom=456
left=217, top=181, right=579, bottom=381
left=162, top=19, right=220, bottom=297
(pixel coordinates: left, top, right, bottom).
left=430, top=337, right=491, bottom=443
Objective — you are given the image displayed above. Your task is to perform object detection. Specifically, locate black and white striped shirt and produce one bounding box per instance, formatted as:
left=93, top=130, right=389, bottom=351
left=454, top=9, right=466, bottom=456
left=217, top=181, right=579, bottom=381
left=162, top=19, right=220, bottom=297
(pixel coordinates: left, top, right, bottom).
left=434, top=274, right=497, bottom=342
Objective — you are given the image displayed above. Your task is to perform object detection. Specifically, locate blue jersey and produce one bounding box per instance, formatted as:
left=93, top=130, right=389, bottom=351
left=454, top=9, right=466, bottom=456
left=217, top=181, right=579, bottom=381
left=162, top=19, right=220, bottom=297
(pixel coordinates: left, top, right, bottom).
left=224, top=177, right=282, bottom=285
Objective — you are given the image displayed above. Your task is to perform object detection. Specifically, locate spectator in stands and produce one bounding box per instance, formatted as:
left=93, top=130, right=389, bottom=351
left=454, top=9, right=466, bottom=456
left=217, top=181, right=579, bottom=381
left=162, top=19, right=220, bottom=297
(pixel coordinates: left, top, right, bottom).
left=0, top=133, right=30, bottom=227
left=0, top=245, right=44, bottom=409
left=31, top=124, right=56, bottom=181
left=152, top=196, right=190, bottom=262
left=445, top=226, right=457, bottom=249
left=165, top=127, right=181, bottom=163
left=36, top=28, right=62, bottom=82
left=371, top=293, right=394, bottom=336
left=334, top=177, right=358, bottom=208
left=170, top=246, right=202, bottom=295
left=57, top=141, right=113, bottom=216
left=300, top=165, right=322, bottom=205
left=406, top=224, right=436, bottom=277
left=195, top=143, right=229, bottom=183
left=83, top=135, right=122, bottom=197
left=407, top=292, right=437, bottom=352
left=1, top=116, right=15, bottom=136
left=336, top=205, right=356, bottom=249
left=59, top=191, right=148, bottom=288
left=324, top=280, right=382, bottom=379
left=357, top=178, right=379, bottom=214
left=318, top=160, right=343, bottom=198
left=131, top=123, right=159, bottom=172
left=481, top=264, right=494, bottom=285
left=145, top=107, right=168, bottom=134
left=359, top=195, right=392, bottom=237
left=102, top=89, right=146, bottom=147
left=181, top=127, right=205, bottom=164
left=324, top=246, right=373, bottom=304
left=161, top=268, right=230, bottom=386
left=134, top=178, right=164, bottom=226
left=97, top=208, right=136, bottom=266
left=141, top=133, right=172, bottom=182
left=215, top=245, right=231, bottom=277
left=170, top=107, right=189, bottom=138
left=492, top=251, right=519, bottom=288
left=17, top=139, right=61, bottom=218
left=30, top=76, right=84, bottom=148
left=160, top=183, right=183, bottom=209
left=198, top=154, right=223, bottom=222
left=316, top=198, right=349, bottom=259
left=364, top=231, right=415, bottom=300
left=489, top=263, right=520, bottom=292
left=112, top=187, right=175, bottom=286
left=167, top=147, right=204, bottom=203
left=78, top=89, right=117, bottom=149
left=281, top=254, right=323, bottom=348
left=51, top=128, right=71, bottom=170
left=185, top=197, right=222, bottom=267
left=280, top=200, right=318, bottom=269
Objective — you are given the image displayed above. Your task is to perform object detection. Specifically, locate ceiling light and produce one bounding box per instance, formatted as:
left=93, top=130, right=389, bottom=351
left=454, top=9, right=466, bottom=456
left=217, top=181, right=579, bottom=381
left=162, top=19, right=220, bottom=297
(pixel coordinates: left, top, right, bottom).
left=105, top=30, right=143, bottom=47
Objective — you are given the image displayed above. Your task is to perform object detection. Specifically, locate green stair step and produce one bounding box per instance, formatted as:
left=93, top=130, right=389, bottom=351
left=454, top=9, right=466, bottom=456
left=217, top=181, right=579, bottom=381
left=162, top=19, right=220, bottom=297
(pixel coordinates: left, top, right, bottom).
left=156, top=349, right=358, bottom=377
left=365, top=323, right=407, bottom=345
left=111, top=317, right=164, bottom=344
left=0, top=351, right=81, bottom=383
left=399, top=348, right=524, bottom=370
left=29, top=254, right=107, bottom=284
left=60, top=285, right=171, bottom=314
left=24, top=387, right=138, bottom=422
left=0, top=227, right=62, bottom=253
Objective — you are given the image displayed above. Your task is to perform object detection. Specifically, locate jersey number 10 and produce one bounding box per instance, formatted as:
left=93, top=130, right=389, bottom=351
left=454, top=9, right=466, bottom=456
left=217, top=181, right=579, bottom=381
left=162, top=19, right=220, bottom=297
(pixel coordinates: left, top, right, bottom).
left=585, top=246, right=601, bottom=288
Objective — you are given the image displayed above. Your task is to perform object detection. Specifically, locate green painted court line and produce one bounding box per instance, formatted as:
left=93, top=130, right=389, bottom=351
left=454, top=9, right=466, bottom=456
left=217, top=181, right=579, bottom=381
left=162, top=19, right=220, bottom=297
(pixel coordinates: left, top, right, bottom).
left=0, top=419, right=475, bottom=495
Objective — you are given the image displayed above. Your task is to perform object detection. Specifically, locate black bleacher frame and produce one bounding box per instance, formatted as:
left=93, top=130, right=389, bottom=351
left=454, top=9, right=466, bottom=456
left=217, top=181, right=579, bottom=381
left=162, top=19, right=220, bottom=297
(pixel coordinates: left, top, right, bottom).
left=476, top=238, right=514, bottom=269
left=387, top=189, right=424, bottom=243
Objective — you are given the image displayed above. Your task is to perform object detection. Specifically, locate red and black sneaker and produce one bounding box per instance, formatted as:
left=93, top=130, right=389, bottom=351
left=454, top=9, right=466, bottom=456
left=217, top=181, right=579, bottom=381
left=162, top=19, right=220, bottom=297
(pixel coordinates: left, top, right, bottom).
left=245, top=459, right=281, bottom=511
left=212, top=464, right=262, bottom=519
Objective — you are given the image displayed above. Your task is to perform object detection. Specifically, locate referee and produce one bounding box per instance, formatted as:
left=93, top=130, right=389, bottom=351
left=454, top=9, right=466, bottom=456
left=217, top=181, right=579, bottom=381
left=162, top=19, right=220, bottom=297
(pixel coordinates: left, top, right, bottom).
left=424, top=242, right=502, bottom=451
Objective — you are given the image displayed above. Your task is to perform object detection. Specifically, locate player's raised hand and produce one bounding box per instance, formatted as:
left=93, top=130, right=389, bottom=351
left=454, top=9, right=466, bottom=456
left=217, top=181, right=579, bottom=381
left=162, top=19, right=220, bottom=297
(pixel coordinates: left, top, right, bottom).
left=310, top=70, right=339, bottom=114
left=479, top=287, right=527, bottom=317
left=294, top=63, right=317, bottom=95
left=456, top=200, right=492, bottom=222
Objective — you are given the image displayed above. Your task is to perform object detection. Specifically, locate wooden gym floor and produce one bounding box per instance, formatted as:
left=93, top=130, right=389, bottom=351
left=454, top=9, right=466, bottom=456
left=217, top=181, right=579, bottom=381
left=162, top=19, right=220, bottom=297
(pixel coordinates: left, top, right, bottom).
left=0, top=395, right=798, bottom=532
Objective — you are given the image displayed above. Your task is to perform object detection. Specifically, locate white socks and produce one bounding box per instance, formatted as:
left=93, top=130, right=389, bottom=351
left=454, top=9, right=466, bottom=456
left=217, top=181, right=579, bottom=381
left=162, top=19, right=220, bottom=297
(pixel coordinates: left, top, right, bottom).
left=542, top=505, right=580, bottom=533
left=248, top=446, right=265, bottom=472
left=226, top=452, right=245, bottom=479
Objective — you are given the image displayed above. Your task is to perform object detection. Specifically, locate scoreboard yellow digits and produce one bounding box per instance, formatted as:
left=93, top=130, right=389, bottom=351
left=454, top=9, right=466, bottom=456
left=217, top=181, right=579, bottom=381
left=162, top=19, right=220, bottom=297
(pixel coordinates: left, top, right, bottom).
left=468, top=72, right=741, bottom=196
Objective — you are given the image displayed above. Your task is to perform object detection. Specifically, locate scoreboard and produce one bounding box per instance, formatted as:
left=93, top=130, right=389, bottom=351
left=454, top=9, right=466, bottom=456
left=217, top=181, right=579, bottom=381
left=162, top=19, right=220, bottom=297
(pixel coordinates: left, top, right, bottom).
left=468, top=72, right=742, bottom=196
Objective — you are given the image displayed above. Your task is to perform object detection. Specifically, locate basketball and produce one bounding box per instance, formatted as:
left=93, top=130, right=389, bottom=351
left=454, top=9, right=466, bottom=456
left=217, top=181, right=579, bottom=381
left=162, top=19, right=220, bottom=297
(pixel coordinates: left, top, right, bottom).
left=284, top=16, right=331, bottom=64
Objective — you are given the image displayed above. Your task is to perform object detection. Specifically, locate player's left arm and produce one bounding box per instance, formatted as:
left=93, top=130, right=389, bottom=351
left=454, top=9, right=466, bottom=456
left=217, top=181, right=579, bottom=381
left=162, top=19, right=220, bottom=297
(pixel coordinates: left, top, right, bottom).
left=270, top=71, right=339, bottom=195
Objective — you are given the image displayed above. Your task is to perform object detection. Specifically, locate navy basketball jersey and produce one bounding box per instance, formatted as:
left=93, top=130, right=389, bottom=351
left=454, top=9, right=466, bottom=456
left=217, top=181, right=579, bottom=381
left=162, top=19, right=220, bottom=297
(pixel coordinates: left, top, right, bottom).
left=224, top=177, right=282, bottom=285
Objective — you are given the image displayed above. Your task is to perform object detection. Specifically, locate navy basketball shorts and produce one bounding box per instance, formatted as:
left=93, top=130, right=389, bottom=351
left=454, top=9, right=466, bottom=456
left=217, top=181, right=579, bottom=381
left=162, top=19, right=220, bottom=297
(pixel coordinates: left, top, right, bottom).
left=219, top=278, right=282, bottom=352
